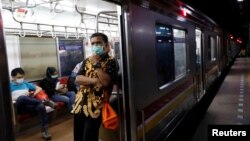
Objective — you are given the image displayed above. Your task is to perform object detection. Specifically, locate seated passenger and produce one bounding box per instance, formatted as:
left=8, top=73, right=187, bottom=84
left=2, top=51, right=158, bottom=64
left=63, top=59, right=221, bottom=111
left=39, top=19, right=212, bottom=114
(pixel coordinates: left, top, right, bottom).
left=41, top=67, right=75, bottom=111
left=10, top=67, right=52, bottom=140
left=67, top=61, right=83, bottom=93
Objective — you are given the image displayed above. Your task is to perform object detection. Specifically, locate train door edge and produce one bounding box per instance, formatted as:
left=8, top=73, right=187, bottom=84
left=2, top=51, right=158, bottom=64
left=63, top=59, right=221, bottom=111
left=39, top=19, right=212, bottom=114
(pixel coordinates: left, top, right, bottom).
left=195, top=28, right=205, bottom=100
left=0, top=3, right=15, bottom=141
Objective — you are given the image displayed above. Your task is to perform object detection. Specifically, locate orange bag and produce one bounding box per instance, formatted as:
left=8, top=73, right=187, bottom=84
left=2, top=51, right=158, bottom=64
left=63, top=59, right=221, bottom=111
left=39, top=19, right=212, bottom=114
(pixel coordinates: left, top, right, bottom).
left=35, top=90, right=49, bottom=100
left=59, top=77, right=68, bottom=84
left=102, top=102, right=119, bottom=130
left=102, top=90, right=118, bottom=130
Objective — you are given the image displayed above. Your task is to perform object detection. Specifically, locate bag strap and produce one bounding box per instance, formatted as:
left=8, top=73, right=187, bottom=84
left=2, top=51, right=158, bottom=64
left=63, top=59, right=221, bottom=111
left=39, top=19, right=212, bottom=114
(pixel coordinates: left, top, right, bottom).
left=103, top=90, right=110, bottom=103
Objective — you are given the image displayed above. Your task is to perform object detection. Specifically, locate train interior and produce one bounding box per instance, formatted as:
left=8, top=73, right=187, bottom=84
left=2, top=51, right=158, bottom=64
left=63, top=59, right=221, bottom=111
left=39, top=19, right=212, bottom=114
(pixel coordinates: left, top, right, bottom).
left=1, top=0, right=124, bottom=141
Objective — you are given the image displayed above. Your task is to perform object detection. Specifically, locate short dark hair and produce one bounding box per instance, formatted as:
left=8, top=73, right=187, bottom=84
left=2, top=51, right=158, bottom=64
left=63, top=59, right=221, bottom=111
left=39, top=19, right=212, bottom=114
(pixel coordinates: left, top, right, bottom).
left=90, top=33, right=108, bottom=44
left=11, top=67, right=25, bottom=77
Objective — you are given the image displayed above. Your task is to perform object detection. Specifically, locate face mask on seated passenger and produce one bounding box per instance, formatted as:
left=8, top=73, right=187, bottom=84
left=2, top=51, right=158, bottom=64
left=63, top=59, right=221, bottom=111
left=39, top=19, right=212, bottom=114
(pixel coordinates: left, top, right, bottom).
left=16, top=78, right=24, bottom=84
left=51, top=75, right=58, bottom=79
left=92, top=45, right=104, bottom=56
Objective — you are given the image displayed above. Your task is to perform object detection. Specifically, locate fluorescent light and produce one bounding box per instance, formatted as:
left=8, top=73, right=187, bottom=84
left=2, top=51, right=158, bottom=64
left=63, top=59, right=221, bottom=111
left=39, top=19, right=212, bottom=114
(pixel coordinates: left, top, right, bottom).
left=237, top=0, right=244, bottom=2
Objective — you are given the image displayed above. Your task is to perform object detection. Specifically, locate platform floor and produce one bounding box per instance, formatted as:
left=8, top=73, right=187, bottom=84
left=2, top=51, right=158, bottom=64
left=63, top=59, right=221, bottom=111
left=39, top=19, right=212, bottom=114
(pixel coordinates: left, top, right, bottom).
left=191, top=57, right=250, bottom=141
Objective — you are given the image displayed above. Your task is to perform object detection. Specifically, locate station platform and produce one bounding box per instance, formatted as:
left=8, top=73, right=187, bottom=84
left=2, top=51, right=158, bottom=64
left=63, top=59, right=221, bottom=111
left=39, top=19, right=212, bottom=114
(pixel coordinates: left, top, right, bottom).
left=191, top=57, right=250, bottom=141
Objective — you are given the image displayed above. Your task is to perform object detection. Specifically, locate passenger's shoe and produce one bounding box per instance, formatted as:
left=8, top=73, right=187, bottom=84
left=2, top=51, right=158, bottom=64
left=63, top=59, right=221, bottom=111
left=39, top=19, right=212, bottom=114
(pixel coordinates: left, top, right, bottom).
left=41, top=128, right=51, bottom=140
left=43, top=100, right=57, bottom=109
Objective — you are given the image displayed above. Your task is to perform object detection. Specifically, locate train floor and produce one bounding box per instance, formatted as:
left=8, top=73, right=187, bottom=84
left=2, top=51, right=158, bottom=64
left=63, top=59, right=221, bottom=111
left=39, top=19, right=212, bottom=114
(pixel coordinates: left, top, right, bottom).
left=15, top=114, right=118, bottom=141
left=191, top=57, right=250, bottom=141
left=16, top=115, right=74, bottom=141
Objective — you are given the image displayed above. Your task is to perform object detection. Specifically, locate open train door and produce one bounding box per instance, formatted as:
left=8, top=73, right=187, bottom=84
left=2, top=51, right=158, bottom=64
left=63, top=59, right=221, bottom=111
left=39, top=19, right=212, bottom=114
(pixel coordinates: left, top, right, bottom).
left=93, top=1, right=127, bottom=141
left=195, top=29, right=205, bottom=100
left=1, top=0, right=128, bottom=140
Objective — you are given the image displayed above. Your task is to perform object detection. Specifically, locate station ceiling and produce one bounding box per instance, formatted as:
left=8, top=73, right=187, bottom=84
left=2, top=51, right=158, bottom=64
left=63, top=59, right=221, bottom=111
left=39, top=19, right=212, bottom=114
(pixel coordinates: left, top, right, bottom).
left=181, top=0, right=250, bottom=45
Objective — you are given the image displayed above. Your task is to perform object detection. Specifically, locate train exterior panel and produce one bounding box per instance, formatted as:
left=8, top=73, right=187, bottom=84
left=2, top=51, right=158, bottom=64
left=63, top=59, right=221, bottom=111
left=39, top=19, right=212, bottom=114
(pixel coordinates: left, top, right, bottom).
left=125, top=2, right=197, bottom=140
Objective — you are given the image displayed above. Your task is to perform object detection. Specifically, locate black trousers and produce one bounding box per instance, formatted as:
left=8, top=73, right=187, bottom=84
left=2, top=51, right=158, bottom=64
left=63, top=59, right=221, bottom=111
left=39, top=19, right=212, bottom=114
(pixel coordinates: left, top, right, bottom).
left=74, top=112, right=102, bottom=141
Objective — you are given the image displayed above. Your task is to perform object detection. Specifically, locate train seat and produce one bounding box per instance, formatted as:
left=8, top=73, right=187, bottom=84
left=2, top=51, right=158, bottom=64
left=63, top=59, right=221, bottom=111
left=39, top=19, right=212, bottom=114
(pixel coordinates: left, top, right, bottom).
left=13, top=77, right=71, bottom=134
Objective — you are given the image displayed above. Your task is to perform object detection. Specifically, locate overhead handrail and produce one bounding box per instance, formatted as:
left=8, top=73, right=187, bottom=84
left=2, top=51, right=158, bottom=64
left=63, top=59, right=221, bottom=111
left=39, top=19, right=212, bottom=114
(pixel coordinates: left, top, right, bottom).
left=51, top=25, right=56, bottom=38
left=9, top=1, right=85, bottom=39
left=8, top=0, right=85, bottom=39
left=107, top=19, right=112, bottom=37
left=75, top=27, right=79, bottom=39
left=79, top=13, right=88, bottom=36
left=49, top=1, right=53, bottom=12
left=64, top=26, right=68, bottom=39
left=19, top=22, right=26, bottom=37
left=25, top=0, right=36, bottom=8
left=96, top=11, right=117, bottom=32
left=5, top=27, right=96, bottom=38
left=53, top=1, right=64, bottom=13
left=36, top=24, right=43, bottom=37
left=74, top=0, right=119, bottom=34
left=9, top=0, right=80, bottom=30
left=6, top=0, right=120, bottom=38
left=75, top=0, right=96, bottom=33
left=6, top=0, right=63, bottom=11
left=75, top=0, right=120, bottom=35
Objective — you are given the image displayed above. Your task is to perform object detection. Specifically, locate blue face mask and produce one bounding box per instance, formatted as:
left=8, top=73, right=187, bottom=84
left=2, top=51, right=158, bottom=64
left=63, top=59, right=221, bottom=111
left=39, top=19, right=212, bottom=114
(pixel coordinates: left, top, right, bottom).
left=92, top=45, right=104, bottom=56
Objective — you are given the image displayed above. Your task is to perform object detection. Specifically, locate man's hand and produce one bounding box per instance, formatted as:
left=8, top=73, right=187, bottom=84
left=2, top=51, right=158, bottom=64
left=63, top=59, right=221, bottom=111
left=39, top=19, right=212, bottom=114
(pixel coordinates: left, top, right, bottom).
left=28, top=91, right=35, bottom=97
left=94, top=78, right=103, bottom=88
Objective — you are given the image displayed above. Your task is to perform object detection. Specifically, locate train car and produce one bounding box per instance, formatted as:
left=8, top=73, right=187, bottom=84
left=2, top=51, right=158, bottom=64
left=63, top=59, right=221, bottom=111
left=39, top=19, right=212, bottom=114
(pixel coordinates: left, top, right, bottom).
left=0, top=0, right=241, bottom=141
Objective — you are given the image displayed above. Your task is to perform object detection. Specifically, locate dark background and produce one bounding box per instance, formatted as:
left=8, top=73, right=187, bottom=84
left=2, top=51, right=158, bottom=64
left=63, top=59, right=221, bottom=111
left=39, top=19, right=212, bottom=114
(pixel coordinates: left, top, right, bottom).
left=181, top=0, right=250, bottom=48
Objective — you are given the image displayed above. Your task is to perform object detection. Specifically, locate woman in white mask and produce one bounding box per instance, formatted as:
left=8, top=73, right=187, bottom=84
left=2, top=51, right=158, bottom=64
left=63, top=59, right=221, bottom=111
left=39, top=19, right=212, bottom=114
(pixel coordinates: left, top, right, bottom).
left=41, top=67, right=76, bottom=111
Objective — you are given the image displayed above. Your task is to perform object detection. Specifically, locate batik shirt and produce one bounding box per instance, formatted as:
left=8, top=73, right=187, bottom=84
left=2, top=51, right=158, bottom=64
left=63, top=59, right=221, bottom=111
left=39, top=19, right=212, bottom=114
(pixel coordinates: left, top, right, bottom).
left=71, top=54, right=118, bottom=118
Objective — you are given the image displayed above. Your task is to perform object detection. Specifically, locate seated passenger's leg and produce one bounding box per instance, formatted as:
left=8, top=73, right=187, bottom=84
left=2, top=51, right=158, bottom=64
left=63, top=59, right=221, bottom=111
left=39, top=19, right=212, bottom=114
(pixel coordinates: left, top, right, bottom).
left=66, top=91, right=76, bottom=110
left=36, top=103, right=51, bottom=140
left=15, top=95, right=42, bottom=114
left=16, top=96, right=52, bottom=140
left=51, top=94, right=71, bottom=110
left=43, top=99, right=57, bottom=109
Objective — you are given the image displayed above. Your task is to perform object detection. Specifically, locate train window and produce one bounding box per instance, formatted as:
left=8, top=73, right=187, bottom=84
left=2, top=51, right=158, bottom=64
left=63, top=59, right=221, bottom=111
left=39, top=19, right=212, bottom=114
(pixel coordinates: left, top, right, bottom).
left=155, top=23, right=175, bottom=87
left=209, top=36, right=216, bottom=61
left=58, top=38, right=84, bottom=76
left=195, top=29, right=202, bottom=66
left=173, top=29, right=187, bottom=78
left=5, top=35, right=21, bottom=78
left=19, top=37, right=57, bottom=81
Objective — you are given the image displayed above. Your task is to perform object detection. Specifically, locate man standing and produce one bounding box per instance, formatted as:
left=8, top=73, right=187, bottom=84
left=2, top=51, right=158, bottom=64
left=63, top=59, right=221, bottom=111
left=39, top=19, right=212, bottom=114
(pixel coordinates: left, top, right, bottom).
left=71, top=33, right=118, bottom=141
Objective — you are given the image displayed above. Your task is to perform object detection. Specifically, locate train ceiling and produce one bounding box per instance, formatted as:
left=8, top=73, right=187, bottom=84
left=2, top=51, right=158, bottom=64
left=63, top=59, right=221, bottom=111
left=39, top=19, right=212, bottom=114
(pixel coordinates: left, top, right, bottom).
left=181, top=0, right=250, bottom=44
left=1, top=0, right=117, bottom=14
left=1, top=0, right=119, bottom=38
